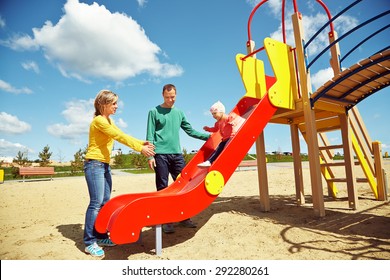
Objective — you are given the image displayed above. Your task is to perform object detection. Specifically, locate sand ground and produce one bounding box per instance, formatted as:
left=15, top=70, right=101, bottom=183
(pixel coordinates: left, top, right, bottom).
left=0, top=161, right=389, bottom=260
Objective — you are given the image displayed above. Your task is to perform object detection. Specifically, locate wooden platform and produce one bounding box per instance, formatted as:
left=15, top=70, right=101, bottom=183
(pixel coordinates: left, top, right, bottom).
left=311, top=49, right=390, bottom=109
left=269, top=49, right=390, bottom=126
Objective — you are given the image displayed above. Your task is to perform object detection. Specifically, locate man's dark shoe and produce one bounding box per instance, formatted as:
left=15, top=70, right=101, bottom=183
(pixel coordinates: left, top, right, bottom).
left=162, top=223, right=175, bottom=233
left=179, top=219, right=197, bottom=228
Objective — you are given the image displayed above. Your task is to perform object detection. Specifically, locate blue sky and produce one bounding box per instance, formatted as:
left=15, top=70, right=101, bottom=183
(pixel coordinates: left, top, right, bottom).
left=0, top=0, right=389, bottom=163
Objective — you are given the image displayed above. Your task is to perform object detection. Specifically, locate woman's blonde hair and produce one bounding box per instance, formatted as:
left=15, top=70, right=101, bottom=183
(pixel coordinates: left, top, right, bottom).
left=94, top=90, right=118, bottom=116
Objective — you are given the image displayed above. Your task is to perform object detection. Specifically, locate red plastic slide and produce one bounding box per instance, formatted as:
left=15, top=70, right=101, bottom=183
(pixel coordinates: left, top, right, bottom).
left=95, top=94, right=277, bottom=244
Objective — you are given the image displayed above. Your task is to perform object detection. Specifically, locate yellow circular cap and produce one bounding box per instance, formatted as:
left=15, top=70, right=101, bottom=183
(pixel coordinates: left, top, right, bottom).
left=204, top=170, right=225, bottom=195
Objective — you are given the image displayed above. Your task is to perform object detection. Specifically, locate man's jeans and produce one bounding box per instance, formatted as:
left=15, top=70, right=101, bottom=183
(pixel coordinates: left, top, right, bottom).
left=83, top=160, right=111, bottom=246
left=154, top=154, right=185, bottom=191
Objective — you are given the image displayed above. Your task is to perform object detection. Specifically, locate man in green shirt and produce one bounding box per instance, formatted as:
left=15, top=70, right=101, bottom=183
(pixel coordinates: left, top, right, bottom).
left=146, top=84, right=210, bottom=233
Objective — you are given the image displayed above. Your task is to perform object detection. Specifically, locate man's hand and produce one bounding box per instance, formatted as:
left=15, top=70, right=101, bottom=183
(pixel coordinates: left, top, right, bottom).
left=148, top=158, right=156, bottom=171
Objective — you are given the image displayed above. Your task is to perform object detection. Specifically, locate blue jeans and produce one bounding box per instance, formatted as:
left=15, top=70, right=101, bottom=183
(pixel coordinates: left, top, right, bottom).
left=83, top=160, right=111, bottom=246
left=154, top=154, right=185, bottom=191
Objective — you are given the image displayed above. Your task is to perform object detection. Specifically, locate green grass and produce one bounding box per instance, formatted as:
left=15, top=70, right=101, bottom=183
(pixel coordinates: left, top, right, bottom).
left=123, top=168, right=155, bottom=174
left=0, top=153, right=345, bottom=181
left=1, top=166, right=84, bottom=181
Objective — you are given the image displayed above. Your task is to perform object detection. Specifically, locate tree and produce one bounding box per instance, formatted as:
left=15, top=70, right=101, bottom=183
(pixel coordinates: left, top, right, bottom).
left=113, top=149, right=124, bottom=167
left=14, top=151, right=29, bottom=166
left=183, top=148, right=192, bottom=164
left=12, top=151, right=30, bottom=178
left=38, top=145, right=52, bottom=166
left=131, top=153, right=148, bottom=169
left=71, top=147, right=87, bottom=174
left=277, top=146, right=282, bottom=160
left=57, top=148, right=66, bottom=163
left=113, top=153, right=125, bottom=167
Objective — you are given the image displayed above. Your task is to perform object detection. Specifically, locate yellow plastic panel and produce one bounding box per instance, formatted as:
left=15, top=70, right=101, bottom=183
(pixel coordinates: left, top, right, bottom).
left=236, top=54, right=266, bottom=99
left=204, top=170, right=225, bottom=196
left=352, top=131, right=378, bottom=199
left=264, top=37, right=296, bottom=109
left=319, top=157, right=338, bottom=198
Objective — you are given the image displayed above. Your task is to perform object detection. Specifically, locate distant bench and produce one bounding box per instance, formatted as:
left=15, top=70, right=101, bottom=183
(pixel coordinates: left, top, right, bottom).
left=18, top=167, right=55, bottom=182
left=237, top=160, right=257, bottom=171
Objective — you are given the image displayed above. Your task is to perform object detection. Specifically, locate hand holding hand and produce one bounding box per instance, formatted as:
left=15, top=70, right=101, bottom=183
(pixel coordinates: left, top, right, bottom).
left=144, top=141, right=155, bottom=149
left=141, top=141, right=155, bottom=157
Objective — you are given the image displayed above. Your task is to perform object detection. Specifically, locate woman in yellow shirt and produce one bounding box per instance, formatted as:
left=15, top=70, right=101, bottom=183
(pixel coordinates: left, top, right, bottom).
left=83, top=89, right=155, bottom=258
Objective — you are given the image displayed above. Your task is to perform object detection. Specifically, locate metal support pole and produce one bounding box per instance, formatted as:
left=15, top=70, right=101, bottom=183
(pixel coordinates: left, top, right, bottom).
left=155, top=225, right=162, bottom=256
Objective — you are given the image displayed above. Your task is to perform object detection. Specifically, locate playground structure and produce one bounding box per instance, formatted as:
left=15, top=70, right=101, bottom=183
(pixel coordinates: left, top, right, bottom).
left=96, top=0, right=389, bottom=253
left=243, top=0, right=389, bottom=217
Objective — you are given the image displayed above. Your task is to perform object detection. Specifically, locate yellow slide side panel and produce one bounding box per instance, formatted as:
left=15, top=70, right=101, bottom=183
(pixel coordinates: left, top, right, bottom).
left=235, top=54, right=267, bottom=99
left=352, top=131, right=378, bottom=199
left=319, top=157, right=338, bottom=198
left=264, top=37, right=296, bottom=109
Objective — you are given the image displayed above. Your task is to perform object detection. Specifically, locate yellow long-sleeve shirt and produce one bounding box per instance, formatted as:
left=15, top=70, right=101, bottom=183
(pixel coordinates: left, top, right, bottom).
left=85, top=115, right=144, bottom=163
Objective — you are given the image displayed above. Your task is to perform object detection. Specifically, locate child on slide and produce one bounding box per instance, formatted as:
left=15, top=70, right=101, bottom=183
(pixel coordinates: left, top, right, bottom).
left=198, top=101, right=244, bottom=167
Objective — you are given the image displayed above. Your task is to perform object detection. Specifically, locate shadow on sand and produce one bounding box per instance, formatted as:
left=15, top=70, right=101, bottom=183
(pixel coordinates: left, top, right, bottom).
left=57, top=194, right=390, bottom=260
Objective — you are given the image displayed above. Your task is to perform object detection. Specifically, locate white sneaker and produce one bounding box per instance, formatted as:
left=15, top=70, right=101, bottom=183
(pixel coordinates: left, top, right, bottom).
left=85, top=242, right=105, bottom=257
left=198, top=160, right=211, bottom=167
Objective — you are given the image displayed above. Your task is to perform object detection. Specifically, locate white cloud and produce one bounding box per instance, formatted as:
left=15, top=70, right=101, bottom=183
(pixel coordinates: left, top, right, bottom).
left=310, top=67, right=334, bottom=91
left=267, top=3, right=358, bottom=58
left=303, top=14, right=358, bottom=57
left=47, top=97, right=132, bottom=140
left=47, top=122, right=88, bottom=140
left=57, top=64, right=92, bottom=84
left=47, top=98, right=94, bottom=139
left=116, top=118, right=128, bottom=128
left=245, top=0, right=282, bottom=16
left=47, top=96, right=132, bottom=145
left=0, top=139, right=34, bottom=159
left=334, top=15, right=359, bottom=34
left=4, top=0, right=183, bottom=82
left=0, top=33, right=39, bottom=51
left=21, top=61, right=40, bottom=74
left=270, top=12, right=330, bottom=53
left=245, top=0, right=269, bottom=9
left=136, top=0, right=148, bottom=7
left=0, top=79, right=33, bottom=94
left=267, top=0, right=282, bottom=16
left=0, top=15, right=5, bottom=28
left=0, top=112, right=32, bottom=134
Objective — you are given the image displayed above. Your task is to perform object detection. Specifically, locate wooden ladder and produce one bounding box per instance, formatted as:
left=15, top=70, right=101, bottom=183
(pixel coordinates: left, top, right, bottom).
left=299, top=106, right=387, bottom=209
left=300, top=106, right=387, bottom=209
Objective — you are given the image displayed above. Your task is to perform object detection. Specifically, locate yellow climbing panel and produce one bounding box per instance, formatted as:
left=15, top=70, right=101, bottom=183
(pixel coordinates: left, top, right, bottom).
left=235, top=53, right=267, bottom=99
left=264, top=37, right=297, bottom=109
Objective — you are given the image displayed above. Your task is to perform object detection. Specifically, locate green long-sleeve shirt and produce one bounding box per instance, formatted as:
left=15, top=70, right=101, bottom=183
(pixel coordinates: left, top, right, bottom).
left=146, top=105, right=210, bottom=154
